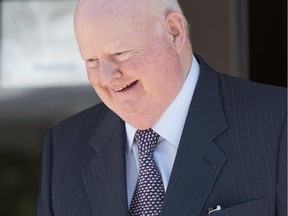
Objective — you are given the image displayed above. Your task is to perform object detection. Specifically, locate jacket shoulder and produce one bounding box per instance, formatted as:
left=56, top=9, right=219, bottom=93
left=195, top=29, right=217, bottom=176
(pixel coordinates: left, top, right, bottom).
left=218, top=73, right=287, bottom=136
left=219, top=73, right=287, bottom=107
left=197, top=55, right=286, bottom=113
left=51, top=102, right=110, bottom=138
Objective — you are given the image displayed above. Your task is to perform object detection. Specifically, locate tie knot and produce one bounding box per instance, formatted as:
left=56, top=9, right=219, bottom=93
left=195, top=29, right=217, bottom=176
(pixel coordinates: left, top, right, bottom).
left=135, top=129, right=159, bottom=155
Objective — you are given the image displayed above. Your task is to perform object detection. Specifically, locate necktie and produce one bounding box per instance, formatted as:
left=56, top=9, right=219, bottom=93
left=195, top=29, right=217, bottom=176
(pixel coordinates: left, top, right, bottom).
left=129, top=129, right=165, bottom=216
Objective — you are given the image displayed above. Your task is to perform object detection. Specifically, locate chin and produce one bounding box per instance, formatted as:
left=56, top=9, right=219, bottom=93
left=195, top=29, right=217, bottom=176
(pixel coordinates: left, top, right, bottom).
left=115, top=105, right=160, bottom=129
left=122, top=114, right=157, bottom=130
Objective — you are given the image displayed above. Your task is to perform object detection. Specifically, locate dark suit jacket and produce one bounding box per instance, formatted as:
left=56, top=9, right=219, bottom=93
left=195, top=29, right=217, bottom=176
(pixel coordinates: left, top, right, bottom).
left=37, top=56, right=287, bottom=216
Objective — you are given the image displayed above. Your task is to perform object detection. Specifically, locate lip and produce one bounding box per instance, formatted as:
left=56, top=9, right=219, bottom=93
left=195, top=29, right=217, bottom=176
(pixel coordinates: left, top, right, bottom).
left=114, top=80, right=138, bottom=92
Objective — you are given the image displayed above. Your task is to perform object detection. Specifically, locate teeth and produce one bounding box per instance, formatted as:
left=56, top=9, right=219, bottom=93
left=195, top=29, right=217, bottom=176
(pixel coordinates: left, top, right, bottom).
left=115, top=81, right=137, bottom=92
left=115, top=84, right=130, bottom=92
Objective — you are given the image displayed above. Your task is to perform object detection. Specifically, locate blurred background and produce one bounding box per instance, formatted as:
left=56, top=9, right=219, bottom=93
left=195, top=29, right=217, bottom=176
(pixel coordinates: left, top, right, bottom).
left=0, top=0, right=286, bottom=215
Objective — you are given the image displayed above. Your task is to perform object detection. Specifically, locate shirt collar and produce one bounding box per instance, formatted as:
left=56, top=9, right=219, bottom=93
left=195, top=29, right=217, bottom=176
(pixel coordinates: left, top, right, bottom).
left=126, top=55, right=200, bottom=154
left=126, top=124, right=137, bottom=154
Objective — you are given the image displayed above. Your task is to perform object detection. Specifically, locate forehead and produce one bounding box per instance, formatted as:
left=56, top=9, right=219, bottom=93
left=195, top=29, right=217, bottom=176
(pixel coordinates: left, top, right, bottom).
left=74, top=0, right=157, bottom=51
left=75, top=0, right=152, bottom=23
left=75, top=1, right=155, bottom=35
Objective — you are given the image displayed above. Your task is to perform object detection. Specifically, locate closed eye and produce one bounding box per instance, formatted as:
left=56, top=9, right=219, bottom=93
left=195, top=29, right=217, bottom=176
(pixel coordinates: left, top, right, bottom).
left=86, top=58, right=99, bottom=68
left=113, top=51, right=127, bottom=56
left=113, top=51, right=132, bottom=61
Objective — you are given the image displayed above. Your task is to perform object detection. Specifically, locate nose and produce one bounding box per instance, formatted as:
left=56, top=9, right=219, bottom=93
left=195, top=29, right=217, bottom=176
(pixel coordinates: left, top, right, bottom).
left=99, top=58, right=122, bottom=85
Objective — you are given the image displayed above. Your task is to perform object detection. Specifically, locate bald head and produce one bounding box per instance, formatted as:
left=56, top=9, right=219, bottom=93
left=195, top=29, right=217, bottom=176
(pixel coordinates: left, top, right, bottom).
left=74, top=0, right=156, bottom=39
left=74, top=0, right=189, bottom=34
left=75, top=0, right=137, bottom=19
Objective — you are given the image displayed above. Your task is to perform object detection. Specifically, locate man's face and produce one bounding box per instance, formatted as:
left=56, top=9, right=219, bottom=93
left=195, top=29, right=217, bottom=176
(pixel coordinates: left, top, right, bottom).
left=74, top=1, right=187, bottom=129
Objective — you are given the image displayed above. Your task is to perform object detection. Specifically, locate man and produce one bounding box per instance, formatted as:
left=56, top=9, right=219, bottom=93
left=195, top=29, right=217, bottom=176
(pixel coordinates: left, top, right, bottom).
left=37, top=0, right=287, bottom=215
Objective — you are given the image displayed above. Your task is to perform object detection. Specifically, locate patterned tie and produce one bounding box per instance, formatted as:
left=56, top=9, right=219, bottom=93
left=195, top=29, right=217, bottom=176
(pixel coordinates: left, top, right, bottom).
left=129, top=129, right=165, bottom=216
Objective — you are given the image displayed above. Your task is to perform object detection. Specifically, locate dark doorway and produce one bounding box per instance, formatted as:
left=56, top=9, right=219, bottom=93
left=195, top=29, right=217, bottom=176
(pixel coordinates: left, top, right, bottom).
left=249, top=0, right=287, bottom=87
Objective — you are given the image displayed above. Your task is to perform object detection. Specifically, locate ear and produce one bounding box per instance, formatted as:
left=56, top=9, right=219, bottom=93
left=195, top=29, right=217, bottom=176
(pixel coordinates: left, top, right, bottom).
left=164, top=12, right=186, bottom=54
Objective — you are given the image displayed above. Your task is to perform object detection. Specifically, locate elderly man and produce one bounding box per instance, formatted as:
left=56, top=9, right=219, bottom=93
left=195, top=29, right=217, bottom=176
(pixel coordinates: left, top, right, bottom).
left=37, top=0, right=287, bottom=215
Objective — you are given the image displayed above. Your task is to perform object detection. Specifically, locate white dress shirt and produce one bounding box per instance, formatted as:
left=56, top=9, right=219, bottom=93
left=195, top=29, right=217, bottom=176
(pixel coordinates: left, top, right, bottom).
left=125, top=55, right=200, bottom=206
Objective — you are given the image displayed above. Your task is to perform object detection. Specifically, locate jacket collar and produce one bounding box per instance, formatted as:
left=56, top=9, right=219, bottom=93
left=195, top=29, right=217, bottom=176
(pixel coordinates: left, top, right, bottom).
left=82, top=110, right=128, bottom=216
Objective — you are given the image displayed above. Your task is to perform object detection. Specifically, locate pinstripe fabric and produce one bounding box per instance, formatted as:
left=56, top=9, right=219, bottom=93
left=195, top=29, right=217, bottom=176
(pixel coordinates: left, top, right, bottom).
left=199, top=70, right=287, bottom=216
left=37, top=105, right=128, bottom=216
left=37, top=55, right=287, bottom=216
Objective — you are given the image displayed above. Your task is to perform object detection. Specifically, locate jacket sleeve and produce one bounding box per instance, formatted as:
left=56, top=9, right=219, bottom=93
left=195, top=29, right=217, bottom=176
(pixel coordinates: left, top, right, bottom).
left=37, top=129, right=54, bottom=216
left=276, top=121, right=287, bottom=216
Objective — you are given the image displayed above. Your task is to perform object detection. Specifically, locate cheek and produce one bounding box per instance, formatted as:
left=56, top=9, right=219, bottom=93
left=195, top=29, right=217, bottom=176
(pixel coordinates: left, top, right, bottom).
left=146, top=48, right=182, bottom=95
left=86, top=67, right=100, bottom=85
left=86, top=67, right=111, bottom=102
left=118, top=58, right=146, bottom=76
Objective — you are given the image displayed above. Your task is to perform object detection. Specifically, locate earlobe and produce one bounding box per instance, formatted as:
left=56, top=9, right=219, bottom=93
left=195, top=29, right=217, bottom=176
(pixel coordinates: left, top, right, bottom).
left=165, top=12, right=186, bottom=54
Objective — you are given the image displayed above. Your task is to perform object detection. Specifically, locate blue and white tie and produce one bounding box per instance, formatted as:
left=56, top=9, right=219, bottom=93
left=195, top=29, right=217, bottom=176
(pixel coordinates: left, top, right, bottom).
left=129, top=129, right=165, bottom=216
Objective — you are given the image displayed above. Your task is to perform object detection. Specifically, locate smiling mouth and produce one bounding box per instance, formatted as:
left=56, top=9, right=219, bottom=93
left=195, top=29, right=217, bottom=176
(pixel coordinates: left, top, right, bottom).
left=114, top=80, right=138, bottom=92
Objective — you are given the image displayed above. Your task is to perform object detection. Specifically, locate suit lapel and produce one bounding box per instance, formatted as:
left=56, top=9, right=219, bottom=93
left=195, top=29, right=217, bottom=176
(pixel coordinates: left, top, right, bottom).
left=161, top=57, right=228, bottom=216
left=82, top=110, right=128, bottom=216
